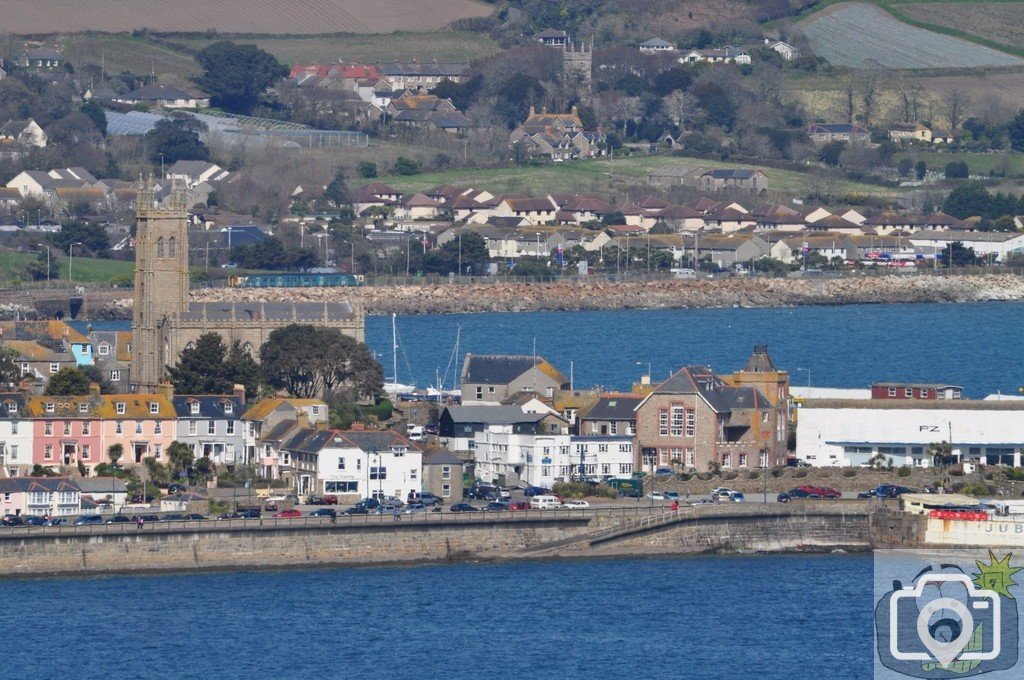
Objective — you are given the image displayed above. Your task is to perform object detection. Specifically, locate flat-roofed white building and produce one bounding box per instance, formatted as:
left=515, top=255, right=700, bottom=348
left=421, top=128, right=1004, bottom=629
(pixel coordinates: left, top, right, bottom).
left=796, top=399, right=1024, bottom=468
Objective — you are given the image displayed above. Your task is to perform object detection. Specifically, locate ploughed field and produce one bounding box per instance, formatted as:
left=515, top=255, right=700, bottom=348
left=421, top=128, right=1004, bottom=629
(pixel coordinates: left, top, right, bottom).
left=798, top=2, right=1024, bottom=68
left=0, top=0, right=493, bottom=33
left=895, top=1, right=1024, bottom=56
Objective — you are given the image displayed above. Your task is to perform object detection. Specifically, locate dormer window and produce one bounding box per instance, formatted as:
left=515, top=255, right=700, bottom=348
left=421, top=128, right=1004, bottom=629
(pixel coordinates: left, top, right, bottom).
left=5, top=401, right=16, bottom=413
left=78, top=403, right=87, bottom=413
left=98, top=344, right=109, bottom=356
left=44, top=402, right=55, bottom=413
left=224, top=402, right=233, bottom=414
left=115, top=402, right=126, bottom=415
left=149, top=402, right=159, bottom=414
left=190, top=402, right=200, bottom=415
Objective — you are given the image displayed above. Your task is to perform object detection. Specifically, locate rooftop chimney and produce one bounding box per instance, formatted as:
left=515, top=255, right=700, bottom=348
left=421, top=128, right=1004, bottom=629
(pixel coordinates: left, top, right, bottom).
left=88, top=382, right=100, bottom=398
left=233, top=383, right=246, bottom=403
left=158, top=381, right=173, bottom=400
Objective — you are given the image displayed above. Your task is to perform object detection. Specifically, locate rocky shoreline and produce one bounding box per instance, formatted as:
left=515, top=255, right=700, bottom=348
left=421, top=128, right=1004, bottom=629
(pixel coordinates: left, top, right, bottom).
left=2, top=274, right=1022, bottom=320
left=188, top=274, right=1024, bottom=316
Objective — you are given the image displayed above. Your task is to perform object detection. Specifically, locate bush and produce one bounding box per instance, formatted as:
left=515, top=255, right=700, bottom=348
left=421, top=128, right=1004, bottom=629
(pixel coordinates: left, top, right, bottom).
left=552, top=481, right=591, bottom=499
left=770, top=466, right=786, bottom=478
left=109, top=274, right=133, bottom=288
left=897, top=465, right=912, bottom=478
left=792, top=469, right=808, bottom=478
left=954, top=482, right=992, bottom=496
left=392, top=157, right=421, bottom=176
left=746, top=470, right=761, bottom=480
left=842, top=469, right=858, bottom=478
left=948, top=464, right=965, bottom=477
left=595, top=483, right=618, bottom=499
left=721, top=470, right=739, bottom=480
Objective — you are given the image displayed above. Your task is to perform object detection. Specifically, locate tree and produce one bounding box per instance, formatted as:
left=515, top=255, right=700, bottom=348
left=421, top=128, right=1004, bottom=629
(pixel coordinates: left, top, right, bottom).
left=1009, top=108, right=1024, bottom=152
left=944, top=161, right=969, bottom=179
left=144, top=117, right=209, bottom=165
left=0, top=347, right=20, bottom=387
left=422, top=231, right=489, bottom=275
left=167, top=441, right=194, bottom=479
left=819, top=140, right=846, bottom=167
left=260, top=324, right=383, bottom=399
left=80, top=100, right=107, bottom=137
left=49, top=219, right=110, bottom=256
left=392, top=157, right=421, bottom=176
left=943, top=181, right=991, bottom=218
left=929, top=441, right=955, bottom=468
left=43, top=367, right=92, bottom=396
left=25, top=249, right=56, bottom=281
left=224, top=340, right=262, bottom=399
left=107, top=443, right=124, bottom=468
left=193, top=41, right=287, bottom=114
left=897, top=158, right=914, bottom=177
left=942, top=89, right=969, bottom=134
left=915, top=160, right=927, bottom=180
left=323, top=170, right=349, bottom=205
left=357, top=161, right=378, bottom=178
left=167, top=333, right=232, bottom=394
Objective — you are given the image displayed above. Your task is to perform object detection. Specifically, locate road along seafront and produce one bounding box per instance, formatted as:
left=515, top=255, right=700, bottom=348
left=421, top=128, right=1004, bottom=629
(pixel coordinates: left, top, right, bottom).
left=0, top=503, right=879, bottom=578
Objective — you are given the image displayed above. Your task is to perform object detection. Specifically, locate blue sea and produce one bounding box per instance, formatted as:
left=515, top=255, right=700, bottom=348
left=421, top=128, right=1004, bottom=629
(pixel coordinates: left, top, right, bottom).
left=3, top=555, right=873, bottom=680
left=365, top=302, right=1024, bottom=398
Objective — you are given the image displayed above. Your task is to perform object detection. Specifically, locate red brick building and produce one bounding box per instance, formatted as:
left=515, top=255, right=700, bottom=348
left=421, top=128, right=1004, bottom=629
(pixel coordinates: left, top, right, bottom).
left=870, top=382, right=963, bottom=400
left=634, top=348, right=788, bottom=473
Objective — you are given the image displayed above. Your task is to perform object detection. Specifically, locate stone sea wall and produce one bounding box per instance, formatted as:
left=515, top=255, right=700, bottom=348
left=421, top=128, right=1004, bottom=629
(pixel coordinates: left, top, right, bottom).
left=189, top=274, right=1024, bottom=316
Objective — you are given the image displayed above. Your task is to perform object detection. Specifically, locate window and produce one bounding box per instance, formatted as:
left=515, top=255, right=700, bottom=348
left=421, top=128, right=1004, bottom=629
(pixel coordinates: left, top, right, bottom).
left=325, top=481, right=359, bottom=493
left=78, top=403, right=88, bottom=414
left=115, top=421, right=123, bottom=434
left=739, top=453, right=748, bottom=467
left=476, top=387, right=483, bottom=399
left=338, top=458, right=346, bottom=470
left=208, top=421, right=216, bottom=435
left=157, top=237, right=165, bottom=258
left=759, top=451, right=768, bottom=468
left=441, top=465, right=451, bottom=480
left=109, top=369, right=121, bottom=382
left=598, top=444, right=608, bottom=453
left=686, top=448, right=695, bottom=467
left=659, top=409, right=668, bottom=436
left=45, top=403, right=54, bottom=413
left=311, top=406, right=320, bottom=416
left=602, top=463, right=611, bottom=474
left=370, top=466, right=387, bottom=480
left=685, top=410, right=695, bottom=437
left=190, top=402, right=199, bottom=415
left=44, top=422, right=53, bottom=436
left=356, top=459, right=362, bottom=471
left=20, top=362, right=29, bottom=376
left=904, top=387, right=913, bottom=398
left=887, top=387, right=896, bottom=397
left=115, top=402, right=126, bottom=415
left=9, top=445, right=17, bottom=460
left=761, top=411, right=770, bottom=423
left=5, top=402, right=15, bottom=413
left=722, top=453, right=731, bottom=468
left=620, top=444, right=633, bottom=453
left=411, top=469, right=418, bottom=480
left=154, top=444, right=161, bottom=459
left=98, top=345, right=109, bottom=356
left=50, top=363, right=59, bottom=374
left=224, top=403, right=233, bottom=414
left=149, top=402, right=159, bottom=414
left=619, top=463, right=633, bottom=474
left=168, top=237, right=176, bottom=258
left=541, top=466, right=551, bottom=476
left=226, top=421, right=235, bottom=435
left=11, top=422, right=17, bottom=435
left=670, top=406, right=683, bottom=436
left=82, top=445, right=91, bottom=460
left=134, top=421, right=142, bottom=435
left=188, top=420, right=197, bottom=436
left=154, top=422, right=162, bottom=435
left=44, top=444, right=53, bottom=460
left=441, top=483, right=451, bottom=498
left=63, top=421, right=71, bottom=436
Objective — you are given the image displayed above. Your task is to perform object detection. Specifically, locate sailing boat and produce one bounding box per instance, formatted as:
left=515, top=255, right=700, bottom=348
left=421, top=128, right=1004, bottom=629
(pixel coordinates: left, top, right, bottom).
left=424, top=324, right=462, bottom=402
left=382, top=313, right=416, bottom=397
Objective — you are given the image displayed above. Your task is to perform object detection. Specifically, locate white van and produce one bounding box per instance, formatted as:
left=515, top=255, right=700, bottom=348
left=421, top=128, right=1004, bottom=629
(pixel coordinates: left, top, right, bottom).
left=530, top=495, right=561, bottom=510
left=670, top=268, right=697, bottom=280
left=406, top=424, right=424, bottom=441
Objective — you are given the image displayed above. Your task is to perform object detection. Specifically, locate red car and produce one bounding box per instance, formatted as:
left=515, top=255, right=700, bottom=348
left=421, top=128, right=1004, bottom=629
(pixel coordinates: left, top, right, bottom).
left=273, top=509, right=302, bottom=519
left=508, top=501, right=530, bottom=511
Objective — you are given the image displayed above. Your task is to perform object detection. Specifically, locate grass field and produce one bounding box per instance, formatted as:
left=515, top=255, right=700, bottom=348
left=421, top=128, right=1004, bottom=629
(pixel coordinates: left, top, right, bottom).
left=169, top=31, right=502, bottom=65
left=894, top=150, right=1024, bottom=175
left=0, top=252, right=134, bottom=285
left=377, top=154, right=898, bottom=201
left=62, top=34, right=201, bottom=86
left=797, top=2, right=1024, bottom=69
left=0, top=0, right=492, bottom=34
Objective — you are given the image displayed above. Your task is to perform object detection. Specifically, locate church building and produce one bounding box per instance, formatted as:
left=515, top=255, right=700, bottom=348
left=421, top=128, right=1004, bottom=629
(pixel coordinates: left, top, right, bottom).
left=130, top=183, right=364, bottom=392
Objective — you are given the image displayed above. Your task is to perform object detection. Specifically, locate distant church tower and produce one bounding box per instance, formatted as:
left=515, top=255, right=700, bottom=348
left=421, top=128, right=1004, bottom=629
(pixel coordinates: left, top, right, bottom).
left=131, top=182, right=190, bottom=392
left=562, top=38, right=593, bottom=101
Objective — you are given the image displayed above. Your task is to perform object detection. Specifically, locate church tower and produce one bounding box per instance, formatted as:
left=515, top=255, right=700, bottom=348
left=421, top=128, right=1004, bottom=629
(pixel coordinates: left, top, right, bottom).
left=131, top=181, right=190, bottom=392
left=562, top=38, right=593, bottom=101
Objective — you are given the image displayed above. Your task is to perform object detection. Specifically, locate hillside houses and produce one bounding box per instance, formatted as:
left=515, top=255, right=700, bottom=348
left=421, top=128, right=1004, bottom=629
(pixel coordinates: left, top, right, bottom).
left=509, top=106, right=606, bottom=161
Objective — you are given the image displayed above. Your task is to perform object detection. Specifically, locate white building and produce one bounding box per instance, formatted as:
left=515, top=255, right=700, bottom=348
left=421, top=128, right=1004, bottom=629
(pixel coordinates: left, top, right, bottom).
left=0, top=477, right=81, bottom=517
left=908, top=231, right=1024, bottom=262
left=0, top=393, right=33, bottom=476
left=571, top=436, right=636, bottom=480
left=796, top=399, right=1024, bottom=468
left=314, top=430, right=423, bottom=502
left=473, top=422, right=571, bottom=488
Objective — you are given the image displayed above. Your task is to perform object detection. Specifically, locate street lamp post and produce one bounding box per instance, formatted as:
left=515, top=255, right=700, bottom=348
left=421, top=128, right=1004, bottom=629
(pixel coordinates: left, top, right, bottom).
left=370, top=446, right=381, bottom=504
left=68, top=241, right=83, bottom=289
left=797, top=367, right=811, bottom=400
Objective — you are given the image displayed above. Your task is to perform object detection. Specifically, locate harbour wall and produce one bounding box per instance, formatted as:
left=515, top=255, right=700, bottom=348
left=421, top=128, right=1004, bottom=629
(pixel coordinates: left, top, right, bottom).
left=0, top=504, right=874, bottom=578
left=1, top=273, right=1023, bottom=320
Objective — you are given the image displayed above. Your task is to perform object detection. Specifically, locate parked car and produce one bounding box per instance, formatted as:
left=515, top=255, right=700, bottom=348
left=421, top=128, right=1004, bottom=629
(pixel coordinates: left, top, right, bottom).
left=403, top=503, right=427, bottom=514
left=655, top=467, right=674, bottom=477
left=343, top=507, right=369, bottom=515
left=423, top=424, right=438, bottom=435
left=484, top=502, right=510, bottom=512
left=711, top=487, right=734, bottom=497
left=308, top=495, right=339, bottom=505
left=876, top=485, right=916, bottom=499
left=105, top=515, right=130, bottom=524
left=167, top=483, right=187, bottom=494
left=273, top=509, right=302, bottom=519
left=381, top=496, right=405, bottom=508
left=184, top=514, right=206, bottom=521
left=44, top=517, right=69, bottom=526
left=73, top=515, right=104, bottom=526
left=310, top=508, right=337, bottom=518
left=690, top=499, right=716, bottom=506
left=163, top=514, right=185, bottom=522
left=407, top=492, right=442, bottom=507
left=137, top=514, right=161, bottom=523
left=728, top=492, right=745, bottom=503
left=857, top=489, right=877, bottom=499
left=647, top=492, right=667, bottom=500
left=529, top=495, right=562, bottom=510
left=355, top=498, right=381, bottom=511
left=509, top=501, right=530, bottom=511
left=523, top=486, right=550, bottom=497
left=561, top=500, right=590, bottom=509
left=467, top=484, right=500, bottom=500
left=663, top=492, right=682, bottom=502
left=216, top=512, right=242, bottom=520
left=22, top=516, right=46, bottom=526
left=786, top=459, right=811, bottom=468
left=373, top=505, right=401, bottom=515
left=2, top=515, right=25, bottom=526
left=238, top=509, right=262, bottom=519
left=449, top=502, right=478, bottom=512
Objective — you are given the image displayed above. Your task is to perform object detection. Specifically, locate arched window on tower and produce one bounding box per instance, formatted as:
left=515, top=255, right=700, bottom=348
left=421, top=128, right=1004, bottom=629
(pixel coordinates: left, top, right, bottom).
left=168, top=237, right=177, bottom=258
left=157, top=237, right=165, bottom=259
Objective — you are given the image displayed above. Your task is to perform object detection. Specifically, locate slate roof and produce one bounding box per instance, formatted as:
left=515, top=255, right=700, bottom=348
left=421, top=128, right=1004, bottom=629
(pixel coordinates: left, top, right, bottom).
left=124, top=85, right=204, bottom=101
left=442, top=405, right=549, bottom=425
left=807, top=123, right=869, bottom=135
left=578, top=394, right=642, bottom=421
left=379, top=62, right=469, bottom=77
left=535, top=29, right=569, bottom=39
left=179, top=301, right=357, bottom=323
left=0, top=393, right=27, bottom=418
left=0, top=477, right=79, bottom=493
left=640, top=38, right=675, bottom=48
left=703, top=168, right=759, bottom=180
left=423, top=450, right=463, bottom=466
left=740, top=345, right=779, bottom=373
left=462, top=354, right=567, bottom=386
left=172, top=395, right=245, bottom=419
left=77, top=477, right=128, bottom=494
left=334, top=429, right=421, bottom=452
left=648, top=366, right=771, bottom=414
left=282, top=427, right=337, bottom=454
left=261, top=420, right=298, bottom=444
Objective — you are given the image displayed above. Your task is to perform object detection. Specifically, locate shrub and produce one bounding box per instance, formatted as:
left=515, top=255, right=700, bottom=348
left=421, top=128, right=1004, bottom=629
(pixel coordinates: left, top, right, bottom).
left=948, top=464, right=964, bottom=477
left=109, top=274, right=133, bottom=288
left=746, top=470, right=761, bottom=480
left=392, top=157, right=421, bottom=176
left=842, top=469, right=858, bottom=478
left=595, top=483, right=618, bottom=499
left=954, top=482, right=992, bottom=496
left=721, top=470, right=739, bottom=480
left=792, top=469, right=808, bottom=478
left=770, top=466, right=786, bottom=478
left=552, top=481, right=590, bottom=498
left=897, top=465, right=912, bottom=478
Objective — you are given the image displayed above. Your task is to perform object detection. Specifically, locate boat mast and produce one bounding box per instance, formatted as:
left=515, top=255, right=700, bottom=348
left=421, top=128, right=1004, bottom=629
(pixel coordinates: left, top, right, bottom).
left=391, top=312, right=398, bottom=384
